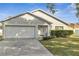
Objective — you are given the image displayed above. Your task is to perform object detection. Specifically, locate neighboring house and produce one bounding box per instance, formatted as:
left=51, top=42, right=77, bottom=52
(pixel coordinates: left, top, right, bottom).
left=0, top=9, right=78, bottom=39
left=70, top=23, right=79, bottom=37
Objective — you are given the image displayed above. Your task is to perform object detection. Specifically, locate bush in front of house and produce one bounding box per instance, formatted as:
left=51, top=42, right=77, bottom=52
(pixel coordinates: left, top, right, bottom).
left=50, top=30, right=73, bottom=38
left=43, top=36, right=52, bottom=40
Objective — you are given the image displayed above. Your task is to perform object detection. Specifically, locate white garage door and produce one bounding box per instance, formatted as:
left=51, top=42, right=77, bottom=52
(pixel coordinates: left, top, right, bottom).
left=4, top=25, right=35, bottom=38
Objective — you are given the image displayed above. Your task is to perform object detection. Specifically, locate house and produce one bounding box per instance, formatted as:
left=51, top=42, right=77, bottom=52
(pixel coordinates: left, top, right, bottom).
left=0, top=9, right=77, bottom=39
left=1, top=12, right=52, bottom=39
left=70, top=23, right=79, bottom=37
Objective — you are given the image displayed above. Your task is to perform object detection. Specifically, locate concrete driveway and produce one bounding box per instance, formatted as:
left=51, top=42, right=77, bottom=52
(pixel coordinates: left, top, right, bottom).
left=0, top=38, right=52, bottom=56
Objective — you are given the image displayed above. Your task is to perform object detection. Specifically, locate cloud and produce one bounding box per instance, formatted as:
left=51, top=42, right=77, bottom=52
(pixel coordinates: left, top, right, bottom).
left=55, top=4, right=76, bottom=14
left=54, top=4, right=78, bottom=23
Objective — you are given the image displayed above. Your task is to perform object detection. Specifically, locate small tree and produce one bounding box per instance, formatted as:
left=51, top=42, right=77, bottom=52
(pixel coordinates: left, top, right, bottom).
left=46, top=3, right=56, bottom=14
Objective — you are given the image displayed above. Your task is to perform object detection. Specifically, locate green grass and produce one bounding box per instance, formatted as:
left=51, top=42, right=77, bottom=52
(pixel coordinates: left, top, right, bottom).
left=40, top=38, right=79, bottom=56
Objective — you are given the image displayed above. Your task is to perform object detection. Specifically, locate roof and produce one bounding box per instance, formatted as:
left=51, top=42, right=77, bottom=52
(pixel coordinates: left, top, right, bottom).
left=0, top=9, right=71, bottom=26
left=32, top=9, right=69, bottom=26
left=70, top=23, right=79, bottom=28
left=1, top=12, right=52, bottom=24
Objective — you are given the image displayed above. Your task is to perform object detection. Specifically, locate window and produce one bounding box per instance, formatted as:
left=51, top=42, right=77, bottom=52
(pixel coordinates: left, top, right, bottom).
left=55, top=26, right=64, bottom=30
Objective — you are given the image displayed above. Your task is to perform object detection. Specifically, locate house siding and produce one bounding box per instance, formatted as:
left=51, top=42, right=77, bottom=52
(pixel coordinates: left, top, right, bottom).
left=3, top=14, right=49, bottom=26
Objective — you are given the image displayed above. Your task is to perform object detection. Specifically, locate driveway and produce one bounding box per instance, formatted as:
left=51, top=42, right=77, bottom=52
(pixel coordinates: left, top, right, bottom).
left=0, top=38, right=52, bottom=56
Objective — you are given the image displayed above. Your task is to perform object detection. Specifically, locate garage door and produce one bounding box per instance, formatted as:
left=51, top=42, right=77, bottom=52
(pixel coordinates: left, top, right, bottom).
left=4, top=25, right=35, bottom=38
left=75, top=30, right=79, bottom=36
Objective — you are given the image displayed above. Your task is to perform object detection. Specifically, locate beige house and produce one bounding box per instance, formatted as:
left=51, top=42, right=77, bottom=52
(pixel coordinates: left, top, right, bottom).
left=0, top=9, right=78, bottom=39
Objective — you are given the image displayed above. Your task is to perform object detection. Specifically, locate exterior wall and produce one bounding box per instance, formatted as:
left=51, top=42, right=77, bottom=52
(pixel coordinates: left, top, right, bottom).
left=32, top=11, right=73, bottom=30
left=3, top=14, right=49, bottom=26
left=51, top=24, right=73, bottom=30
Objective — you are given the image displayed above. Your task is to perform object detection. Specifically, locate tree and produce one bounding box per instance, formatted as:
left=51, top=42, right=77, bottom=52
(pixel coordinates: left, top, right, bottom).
left=46, top=3, right=79, bottom=22
left=46, top=3, right=56, bottom=14
left=75, top=3, right=79, bottom=19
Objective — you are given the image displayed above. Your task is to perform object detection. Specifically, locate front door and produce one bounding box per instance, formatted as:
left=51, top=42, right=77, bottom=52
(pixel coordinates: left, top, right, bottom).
left=38, top=25, right=48, bottom=37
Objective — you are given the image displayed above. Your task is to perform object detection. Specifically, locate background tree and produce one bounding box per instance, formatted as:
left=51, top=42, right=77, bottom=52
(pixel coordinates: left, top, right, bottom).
left=46, top=3, right=56, bottom=14
left=46, top=3, right=79, bottom=23
left=75, top=3, right=79, bottom=22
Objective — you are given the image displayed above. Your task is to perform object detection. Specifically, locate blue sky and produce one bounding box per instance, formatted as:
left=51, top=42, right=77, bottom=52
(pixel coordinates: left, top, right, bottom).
left=0, top=3, right=78, bottom=23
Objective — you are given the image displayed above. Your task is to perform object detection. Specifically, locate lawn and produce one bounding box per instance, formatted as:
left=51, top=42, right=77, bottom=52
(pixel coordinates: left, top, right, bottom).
left=40, top=38, right=79, bottom=56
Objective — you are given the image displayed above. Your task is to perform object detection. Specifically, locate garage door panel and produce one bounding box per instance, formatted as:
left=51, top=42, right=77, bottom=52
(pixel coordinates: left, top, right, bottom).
left=4, top=26, right=35, bottom=38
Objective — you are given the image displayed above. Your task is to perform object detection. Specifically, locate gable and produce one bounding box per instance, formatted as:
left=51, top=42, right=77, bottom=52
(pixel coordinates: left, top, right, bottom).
left=3, top=13, right=50, bottom=25
left=32, top=10, right=74, bottom=30
left=32, top=10, right=69, bottom=26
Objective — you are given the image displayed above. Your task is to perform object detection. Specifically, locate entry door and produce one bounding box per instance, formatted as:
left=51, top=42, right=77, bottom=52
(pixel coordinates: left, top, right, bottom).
left=38, top=26, right=48, bottom=37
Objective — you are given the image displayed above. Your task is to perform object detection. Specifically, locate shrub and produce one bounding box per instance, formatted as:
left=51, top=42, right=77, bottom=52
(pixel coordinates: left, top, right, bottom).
left=43, top=36, right=52, bottom=40
left=50, top=30, right=73, bottom=38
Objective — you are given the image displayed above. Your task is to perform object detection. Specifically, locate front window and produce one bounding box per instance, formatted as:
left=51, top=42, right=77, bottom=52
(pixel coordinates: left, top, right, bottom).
left=55, top=26, right=64, bottom=30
